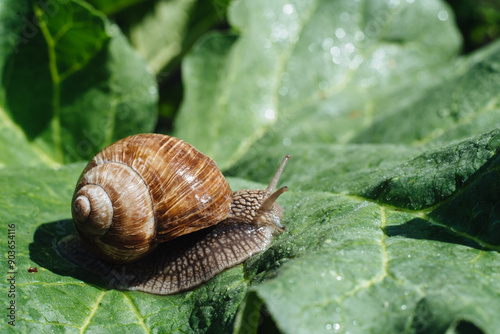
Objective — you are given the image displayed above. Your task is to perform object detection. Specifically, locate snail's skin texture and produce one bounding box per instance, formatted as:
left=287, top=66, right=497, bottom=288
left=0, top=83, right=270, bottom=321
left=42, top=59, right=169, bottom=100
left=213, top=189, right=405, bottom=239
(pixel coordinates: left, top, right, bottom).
left=60, top=133, right=290, bottom=295
left=58, top=221, right=275, bottom=294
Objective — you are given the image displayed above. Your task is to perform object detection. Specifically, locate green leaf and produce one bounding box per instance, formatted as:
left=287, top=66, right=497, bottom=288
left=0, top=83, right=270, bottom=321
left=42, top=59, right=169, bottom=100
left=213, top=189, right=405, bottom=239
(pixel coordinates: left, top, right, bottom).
left=0, top=0, right=157, bottom=167
left=1, top=164, right=248, bottom=332
left=175, top=0, right=462, bottom=168
left=2, top=0, right=500, bottom=333
left=122, top=0, right=231, bottom=75
left=241, top=131, right=500, bottom=334
left=87, top=0, right=231, bottom=75
left=86, top=0, right=150, bottom=15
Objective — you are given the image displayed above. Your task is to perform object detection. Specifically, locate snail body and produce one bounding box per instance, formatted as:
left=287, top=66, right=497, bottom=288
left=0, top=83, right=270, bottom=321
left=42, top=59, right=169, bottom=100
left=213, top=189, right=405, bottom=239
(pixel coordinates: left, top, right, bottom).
left=60, top=133, right=290, bottom=294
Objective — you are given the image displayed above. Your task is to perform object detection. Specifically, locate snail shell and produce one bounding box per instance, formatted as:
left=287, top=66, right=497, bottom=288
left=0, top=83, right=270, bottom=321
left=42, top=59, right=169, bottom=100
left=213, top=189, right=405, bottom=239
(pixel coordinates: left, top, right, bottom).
left=71, top=134, right=232, bottom=263
left=59, top=134, right=290, bottom=295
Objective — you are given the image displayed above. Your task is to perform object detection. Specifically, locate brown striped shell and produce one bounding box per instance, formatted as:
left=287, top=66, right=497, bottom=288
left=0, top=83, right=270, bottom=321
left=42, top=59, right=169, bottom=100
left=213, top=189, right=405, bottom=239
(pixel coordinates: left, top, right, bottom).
left=64, top=133, right=290, bottom=294
left=72, top=134, right=232, bottom=263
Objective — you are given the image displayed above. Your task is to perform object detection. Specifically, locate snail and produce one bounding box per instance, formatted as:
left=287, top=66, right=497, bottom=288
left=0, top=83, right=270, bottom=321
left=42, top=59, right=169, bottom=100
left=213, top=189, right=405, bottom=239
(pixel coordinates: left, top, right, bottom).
left=58, top=133, right=290, bottom=295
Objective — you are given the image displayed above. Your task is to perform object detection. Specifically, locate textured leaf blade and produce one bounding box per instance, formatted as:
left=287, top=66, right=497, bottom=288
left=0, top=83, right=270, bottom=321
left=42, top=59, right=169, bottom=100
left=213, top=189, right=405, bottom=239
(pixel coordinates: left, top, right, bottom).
left=175, top=0, right=461, bottom=168
left=0, top=0, right=157, bottom=167
left=0, top=164, right=249, bottom=333
left=2, top=0, right=500, bottom=333
left=250, top=188, right=500, bottom=333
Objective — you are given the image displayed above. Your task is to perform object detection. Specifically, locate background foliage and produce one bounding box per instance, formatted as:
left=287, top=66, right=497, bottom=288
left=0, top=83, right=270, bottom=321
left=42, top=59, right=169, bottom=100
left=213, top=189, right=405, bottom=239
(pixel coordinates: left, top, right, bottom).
left=1, top=0, right=499, bottom=333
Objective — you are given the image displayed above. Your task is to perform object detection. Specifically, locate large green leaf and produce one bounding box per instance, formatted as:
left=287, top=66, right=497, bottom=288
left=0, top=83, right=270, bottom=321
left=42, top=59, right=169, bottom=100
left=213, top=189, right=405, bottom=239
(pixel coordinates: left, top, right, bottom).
left=86, top=0, right=231, bottom=75
left=0, top=0, right=157, bottom=167
left=121, top=0, right=231, bottom=75
left=2, top=0, right=500, bottom=333
left=240, top=130, right=500, bottom=334
left=175, top=0, right=462, bottom=168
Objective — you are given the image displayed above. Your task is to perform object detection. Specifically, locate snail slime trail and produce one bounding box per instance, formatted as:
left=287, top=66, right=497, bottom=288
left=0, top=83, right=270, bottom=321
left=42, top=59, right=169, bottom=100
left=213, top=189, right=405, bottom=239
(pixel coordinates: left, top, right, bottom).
left=59, top=134, right=290, bottom=295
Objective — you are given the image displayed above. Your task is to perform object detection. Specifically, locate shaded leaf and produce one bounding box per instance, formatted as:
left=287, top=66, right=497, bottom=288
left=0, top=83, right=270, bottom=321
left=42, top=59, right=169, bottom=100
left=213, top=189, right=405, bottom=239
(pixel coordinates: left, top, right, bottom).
left=0, top=0, right=157, bottom=167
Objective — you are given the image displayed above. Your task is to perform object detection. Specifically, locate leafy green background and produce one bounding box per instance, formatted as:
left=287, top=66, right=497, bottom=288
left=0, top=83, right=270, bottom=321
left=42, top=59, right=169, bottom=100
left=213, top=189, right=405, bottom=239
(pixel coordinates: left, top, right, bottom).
left=1, top=0, right=500, bottom=333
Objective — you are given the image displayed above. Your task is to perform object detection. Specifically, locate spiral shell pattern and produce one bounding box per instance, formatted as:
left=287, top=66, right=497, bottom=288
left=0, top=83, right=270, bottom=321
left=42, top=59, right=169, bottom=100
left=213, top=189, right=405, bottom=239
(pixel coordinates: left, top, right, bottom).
left=71, top=134, right=232, bottom=263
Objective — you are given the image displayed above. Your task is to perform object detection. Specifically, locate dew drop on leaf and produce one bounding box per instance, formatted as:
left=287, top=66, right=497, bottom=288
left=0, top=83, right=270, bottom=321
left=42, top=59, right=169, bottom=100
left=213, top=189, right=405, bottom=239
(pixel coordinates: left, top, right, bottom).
left=279, top=86, right=289, bottom=96
left=282, top=137, right=292, bottom=146
left=322, top=38, right=334, bottom=50
left=335, top=28, right=346, bottom=39
left=438, top=10, right=449, bottom=21
left=283, top=4, right=294, bottom=15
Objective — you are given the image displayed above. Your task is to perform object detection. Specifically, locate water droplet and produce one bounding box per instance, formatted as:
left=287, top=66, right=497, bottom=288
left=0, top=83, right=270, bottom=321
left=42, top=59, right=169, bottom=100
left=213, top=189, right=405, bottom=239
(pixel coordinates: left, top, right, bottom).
left=349, top=54, right=363, bottom=70
left=308, top=43, right=318, bottom=52
left=401, top=304, right=407, bottom=310
left=389, top=0, right=400, bottom=8
left=336, top=275, right=342, bottom=281
left=149, top=86, right=157, bottom=95
left=373, top=48, right=386, bottom=60
left=438, top=10, right=448, bottom=21
left=333, top=323, right=341, bottom=330
left=265, top=109, right=276, bottom=120
left=283, top=4, right=294, bottom=15
left=407, top=254, right=411, bottom=258
left=345, top=43, right=355, bottom=53
left=264, top=10, right=275, bottom=21
left=404, top=290, right=410, bottom=296
left=332, top=56, right=342, bottom=65
left=438, top=108, right=451, bottom=117
left=326, top=323, right=333, bottom=330
left=354, top=31, right=365, bottom=42
left=270, top=23, right=289, bottom=42
left=282, top=137, right=292, bottom=146
left=340, top=12, right=350, bottom=22
left=330, top=46, right=341, bottom=56
left=353, top=320, right=358, bottom=326
left=322, top=38, right=334, bottom=50
left=335, top=28, right=346, bottom=39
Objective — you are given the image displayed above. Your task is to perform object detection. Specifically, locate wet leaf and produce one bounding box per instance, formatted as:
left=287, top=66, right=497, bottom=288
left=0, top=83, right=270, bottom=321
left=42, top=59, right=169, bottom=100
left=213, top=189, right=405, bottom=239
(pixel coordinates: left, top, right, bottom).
left=2, top=0, right=500, bottom=333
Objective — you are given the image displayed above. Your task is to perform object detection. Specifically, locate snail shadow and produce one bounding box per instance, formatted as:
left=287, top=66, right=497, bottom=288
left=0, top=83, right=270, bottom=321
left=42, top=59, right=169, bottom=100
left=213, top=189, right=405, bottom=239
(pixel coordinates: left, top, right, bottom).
left=29, top=219, right=107, bottom=288
left=384, top=218, right=485, bottom=250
